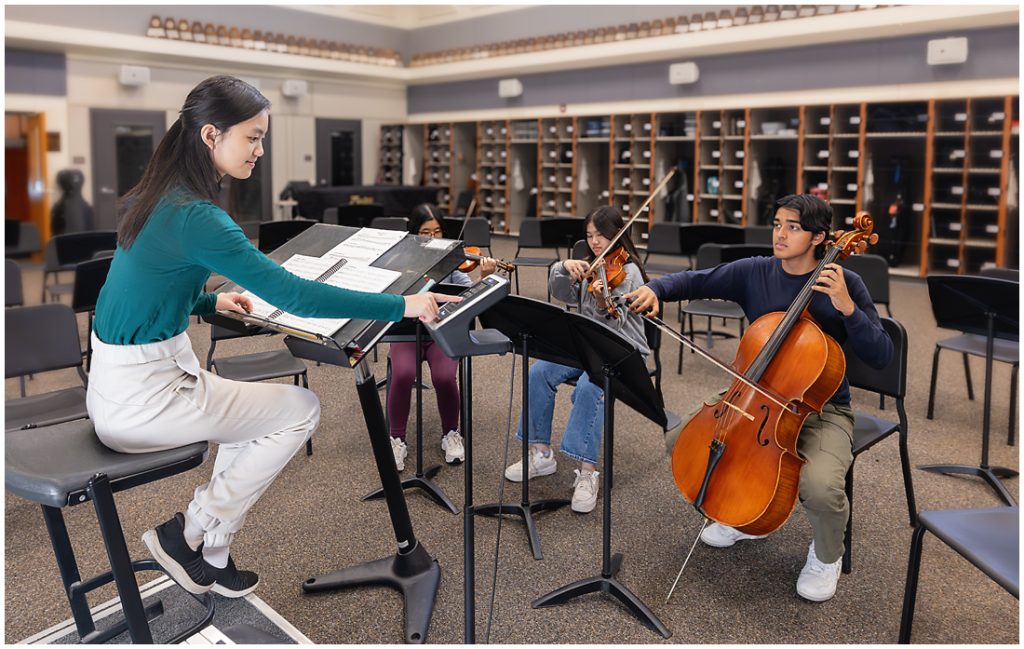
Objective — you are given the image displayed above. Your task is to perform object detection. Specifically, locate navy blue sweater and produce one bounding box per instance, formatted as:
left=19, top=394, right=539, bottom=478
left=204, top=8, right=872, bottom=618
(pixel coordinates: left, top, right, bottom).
left=648, top=256, right=893, bottom=405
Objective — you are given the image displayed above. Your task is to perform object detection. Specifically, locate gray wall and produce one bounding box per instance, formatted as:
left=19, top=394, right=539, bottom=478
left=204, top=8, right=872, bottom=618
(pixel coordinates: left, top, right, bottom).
left=5, top=49, right=66, bottom=96
left=5, top=5, right=406, bottom=56
left=407, top=26, right=1020, bottom=114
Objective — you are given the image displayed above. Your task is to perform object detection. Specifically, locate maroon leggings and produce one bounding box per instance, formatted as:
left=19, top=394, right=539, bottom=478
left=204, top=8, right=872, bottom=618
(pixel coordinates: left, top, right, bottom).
left=387, top=341, right=460, bottom=440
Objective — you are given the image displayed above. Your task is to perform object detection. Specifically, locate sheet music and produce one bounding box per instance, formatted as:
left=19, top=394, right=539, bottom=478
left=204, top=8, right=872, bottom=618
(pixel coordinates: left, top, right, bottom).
left=279, top=254, right=338, bottom=280
left=323, top=228, right=406, bottom=265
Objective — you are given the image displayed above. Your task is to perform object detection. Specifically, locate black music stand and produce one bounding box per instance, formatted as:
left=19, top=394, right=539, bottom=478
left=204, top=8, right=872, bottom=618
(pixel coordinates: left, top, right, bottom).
left=919, top=275, right=1019, bottom=506
left=475, top=296, right=579, bottom=560
left=529, top=310, right=671, bottom=639
left=207, top=224, right=464, bottom=644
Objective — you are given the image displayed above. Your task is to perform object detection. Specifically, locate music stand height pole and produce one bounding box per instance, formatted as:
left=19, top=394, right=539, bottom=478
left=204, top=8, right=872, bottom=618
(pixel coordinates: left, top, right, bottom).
left=461, top=356, right=476, bottom=644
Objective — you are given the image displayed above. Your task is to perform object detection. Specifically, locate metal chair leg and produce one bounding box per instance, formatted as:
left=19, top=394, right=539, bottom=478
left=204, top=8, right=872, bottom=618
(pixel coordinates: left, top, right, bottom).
left=1008, top=364, right=1018, bottom=447
left=927, top=346, right=940, bottom=419
left=962, top=352, right=975, bottom=401
left=898, top=524, right=928, bottom=643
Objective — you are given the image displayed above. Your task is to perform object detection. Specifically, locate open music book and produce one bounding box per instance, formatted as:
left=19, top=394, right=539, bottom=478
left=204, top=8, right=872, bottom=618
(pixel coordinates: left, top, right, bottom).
left=218, top=228, right=405, bottom=340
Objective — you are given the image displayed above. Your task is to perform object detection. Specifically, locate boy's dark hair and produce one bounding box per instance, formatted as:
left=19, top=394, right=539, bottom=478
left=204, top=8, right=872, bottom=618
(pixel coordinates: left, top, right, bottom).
left=775, top=194, right=833, bottom=259
left=408, top=203, right=443, bottom=234
left=118, top=76, right=270, bottom=249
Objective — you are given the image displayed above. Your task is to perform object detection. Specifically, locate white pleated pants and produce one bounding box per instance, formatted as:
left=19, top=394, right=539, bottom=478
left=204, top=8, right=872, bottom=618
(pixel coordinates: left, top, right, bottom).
left=87, top=332, right=320, bottom=549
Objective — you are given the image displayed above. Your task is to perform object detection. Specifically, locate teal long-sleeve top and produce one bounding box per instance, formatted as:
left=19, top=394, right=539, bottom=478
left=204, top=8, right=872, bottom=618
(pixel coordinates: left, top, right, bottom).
left=93, top=196, right=406, bottom=345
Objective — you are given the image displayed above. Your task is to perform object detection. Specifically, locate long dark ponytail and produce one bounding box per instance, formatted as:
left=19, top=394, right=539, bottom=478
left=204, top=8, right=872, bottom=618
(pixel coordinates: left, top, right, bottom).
left=584, top=205, right=649, bottom=283
left=117, top=75, right=270, bottom=249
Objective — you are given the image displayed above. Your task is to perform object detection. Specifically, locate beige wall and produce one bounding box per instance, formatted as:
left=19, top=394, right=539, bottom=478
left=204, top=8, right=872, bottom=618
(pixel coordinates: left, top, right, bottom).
left=58, top=55, right=407, bottom=213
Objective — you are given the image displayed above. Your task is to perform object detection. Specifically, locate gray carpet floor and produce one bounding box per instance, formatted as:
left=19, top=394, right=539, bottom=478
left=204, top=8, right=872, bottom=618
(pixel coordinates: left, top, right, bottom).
left=5, top=235, right=1020, bottom=644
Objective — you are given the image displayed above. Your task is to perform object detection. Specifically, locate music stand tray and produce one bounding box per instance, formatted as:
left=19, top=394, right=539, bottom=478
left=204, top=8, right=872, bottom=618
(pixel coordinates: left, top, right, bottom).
left=919, top=275, right=1019, bottom=506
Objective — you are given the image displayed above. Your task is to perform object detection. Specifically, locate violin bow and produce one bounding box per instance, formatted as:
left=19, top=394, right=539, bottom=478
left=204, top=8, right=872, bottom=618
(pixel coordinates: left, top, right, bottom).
left=586, top=166, right=678, bottom=275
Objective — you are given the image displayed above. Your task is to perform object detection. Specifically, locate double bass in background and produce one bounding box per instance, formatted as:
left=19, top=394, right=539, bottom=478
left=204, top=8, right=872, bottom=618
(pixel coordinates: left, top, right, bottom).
left=625, top=195, right=894, bottom=603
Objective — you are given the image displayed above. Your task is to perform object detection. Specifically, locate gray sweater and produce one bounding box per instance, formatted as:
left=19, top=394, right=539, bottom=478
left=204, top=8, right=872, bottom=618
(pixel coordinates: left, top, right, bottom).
left=548, top=260, right=651, bottom=356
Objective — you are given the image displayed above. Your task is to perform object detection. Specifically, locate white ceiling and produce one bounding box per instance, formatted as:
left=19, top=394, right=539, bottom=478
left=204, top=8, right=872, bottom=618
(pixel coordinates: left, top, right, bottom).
left=287, top=4, right=530, bottom=30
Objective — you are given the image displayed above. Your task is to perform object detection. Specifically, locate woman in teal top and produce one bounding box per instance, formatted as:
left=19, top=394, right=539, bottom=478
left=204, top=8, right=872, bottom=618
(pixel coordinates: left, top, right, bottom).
left=87, top=76, right=457, bottom=599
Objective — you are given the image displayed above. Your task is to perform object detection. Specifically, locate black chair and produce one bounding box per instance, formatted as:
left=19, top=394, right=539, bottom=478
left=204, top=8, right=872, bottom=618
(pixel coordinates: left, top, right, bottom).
left=462, top=217, right=492, bottom=256
left=236, top=220, right=262, bottom=240
left=370, top=216, right=409, bottom=231
left=843, top=253, right=892, bottom=317
left=5, top=420, right=214, bottom=643
left=454, top=190, right=475, bottom=216
left=42, top=231, right=118, bottom=303
left=513, top=218, right=560, bottom=301
left=6, top=259, right=24, bottom=307
left=5, top=220, right=42, bottom=259
left=642, top=222, right=688, bottom=276
left=5, top=303, right=89, bottom=431
left=322, top=207, right=339, bottom=225
left=899, top=506, right=1018, bottom=643
left=926, top=275, right=1019, bottom=447
left=979, top=267, right=1019, bottom=282
left=743, top=225, right=774, bottom=245
left=336, top=203, right=384, bottom=228
left=71, top=256, right=113, bottom=371
left=841, top=316, right=916, bottom=573
left=205, top=325, right=313, bottom=456
left=257, top=219, right=316, bottom=254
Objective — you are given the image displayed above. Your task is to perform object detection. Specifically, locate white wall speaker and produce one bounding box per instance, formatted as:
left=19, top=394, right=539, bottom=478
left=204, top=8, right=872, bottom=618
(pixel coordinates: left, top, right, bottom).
left=282, top=79, right=309, bottom=98
left=927, top=37, right=968, bottom=65
left=668, top=62, right=700, bottom=85
left=498, top=78, right=523, bottom=98
left=118, top=65, right=150, bottom=87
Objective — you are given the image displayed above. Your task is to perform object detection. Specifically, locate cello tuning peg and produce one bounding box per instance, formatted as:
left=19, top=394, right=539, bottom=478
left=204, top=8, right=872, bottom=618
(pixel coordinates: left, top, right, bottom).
left=857, top=241, right=867, bottom=253
left=869, top=234, right=879, bottom=245
left=834, top=230, right=845, bottom=240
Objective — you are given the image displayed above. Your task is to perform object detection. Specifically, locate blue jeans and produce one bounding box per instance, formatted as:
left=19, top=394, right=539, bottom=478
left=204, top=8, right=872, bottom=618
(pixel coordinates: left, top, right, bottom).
left=516, top=360, right=604, bottom=466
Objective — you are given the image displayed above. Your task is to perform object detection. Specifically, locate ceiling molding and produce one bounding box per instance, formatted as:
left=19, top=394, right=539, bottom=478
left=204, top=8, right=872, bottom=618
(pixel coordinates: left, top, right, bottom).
left=285, top=4, right=530, bottom=30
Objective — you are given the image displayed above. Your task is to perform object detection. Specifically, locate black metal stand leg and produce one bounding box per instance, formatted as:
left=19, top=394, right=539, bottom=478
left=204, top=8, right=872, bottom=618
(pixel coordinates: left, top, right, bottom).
left=304, top=363, right=440, bottom=644
left=963, top=352, right=975, bottom=401
left=476, top=334, right=569, bottom=560
left=461, top=357, right=476, bottom=644
left=927, top=346, right=940, bottom=419
left=531, top=369, right=671, bottom=639
left=1008, top=364, right=1018, bottom=447
left=898, top=524, right=928, bottom=644
left=364, top=326, right=459, bottom=514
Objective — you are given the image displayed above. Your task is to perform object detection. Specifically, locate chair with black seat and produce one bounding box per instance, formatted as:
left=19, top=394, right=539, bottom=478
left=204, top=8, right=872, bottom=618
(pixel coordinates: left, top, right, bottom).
left=257, top=219, right=316, bottom=254
left=71, top=256, right=113, bottom=371
left=205, top=325, right=313, bottom=456
left=5, top=419, right=214, bottom=643
left=6, top=259, right=24, bottom=307
left=926, top=274, right=1019, bottom=447
left=370, top=216, right=409, bottom=231
left=5, top=220, right=42, bottom=259
left=336, top=203, right=384, bottom=228
left=42, top=230, right=118, bottom=303
left=6, top=303, right=89, bottom=431
left=899, top=506, right=1018, bottom=643
left=512, top=218, right=561, bottom=301
left=842, top=253, right=892, bottom=317
left=642, top=222, right=688, bottom=277
left=841, top=316, right=916, bottom=574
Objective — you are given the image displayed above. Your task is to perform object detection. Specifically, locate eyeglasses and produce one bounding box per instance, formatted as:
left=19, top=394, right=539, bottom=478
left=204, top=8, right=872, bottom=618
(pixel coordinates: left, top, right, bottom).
left=418, top=228, right=444, bottom=237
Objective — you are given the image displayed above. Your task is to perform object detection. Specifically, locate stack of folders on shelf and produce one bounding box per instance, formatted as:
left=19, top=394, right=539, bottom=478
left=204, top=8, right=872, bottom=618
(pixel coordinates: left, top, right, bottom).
left=219, top=228, right=406, bottom=342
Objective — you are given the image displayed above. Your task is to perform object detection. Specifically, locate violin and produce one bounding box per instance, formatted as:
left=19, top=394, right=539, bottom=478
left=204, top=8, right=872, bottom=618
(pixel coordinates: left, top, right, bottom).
left=458, top=245, right=517, bottom=274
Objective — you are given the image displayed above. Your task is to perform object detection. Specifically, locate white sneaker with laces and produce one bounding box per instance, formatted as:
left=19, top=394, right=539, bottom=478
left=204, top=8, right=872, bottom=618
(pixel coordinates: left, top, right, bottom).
left=700, top=522, right=766, bottom=548
left=571, top=469, right=600, bottom=513
left=796, top=541, right=842, bottom=602
left=504, top=446, right=557, bottom=482
left=441, top=430, right=465, bottom=464
left=390, top=437, right=408, bottom=472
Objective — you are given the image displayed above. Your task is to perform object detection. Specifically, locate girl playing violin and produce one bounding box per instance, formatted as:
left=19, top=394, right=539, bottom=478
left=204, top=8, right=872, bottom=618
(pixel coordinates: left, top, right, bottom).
left=625, top=194, right=892, bottom=602
left=504, top=205, right=649, bottom=513
left=388, top=204, right=498, bottom=471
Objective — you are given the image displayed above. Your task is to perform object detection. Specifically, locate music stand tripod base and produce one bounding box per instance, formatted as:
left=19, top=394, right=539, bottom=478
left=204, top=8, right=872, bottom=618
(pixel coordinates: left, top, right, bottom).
left=362, top=463, right=459, bottom=514
left=918, top=463, right=1018, bottom=506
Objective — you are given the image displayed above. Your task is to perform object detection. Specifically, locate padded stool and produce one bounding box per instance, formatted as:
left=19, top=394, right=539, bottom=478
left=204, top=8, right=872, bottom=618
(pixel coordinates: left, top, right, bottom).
left=5, top=420, right=213, bottom=643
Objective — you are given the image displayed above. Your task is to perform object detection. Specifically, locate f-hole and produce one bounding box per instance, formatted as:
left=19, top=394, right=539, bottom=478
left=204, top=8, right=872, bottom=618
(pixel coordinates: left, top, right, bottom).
left=755, top=405, right=771, bottom=446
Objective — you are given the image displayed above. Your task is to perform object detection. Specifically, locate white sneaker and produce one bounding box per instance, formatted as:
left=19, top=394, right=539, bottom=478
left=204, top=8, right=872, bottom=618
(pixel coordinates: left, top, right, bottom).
left=441, top=430, right=465, bottom=464
left=390, top=437, right=408, bottom=472
left=571, top=469, right=600, bottom=513
left=700, top=522, right=766, bottom=548
left=796, top=541, right=842, bottom=602
left=504, top=446, right=557, bottom=482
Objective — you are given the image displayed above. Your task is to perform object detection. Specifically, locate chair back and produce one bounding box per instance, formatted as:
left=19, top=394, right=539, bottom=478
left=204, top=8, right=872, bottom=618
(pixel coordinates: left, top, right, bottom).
left=718, top=243, right=774, bottom=263
left=695, top=243, right=725, bottom=270
left=6, top=260, right=24, bottom=307
left=336, top=203, right=384, bottom=228
left=322, top=207, right=339, bottom=225
left=843, top=253, right=890, bottom=309
left=5, top=221, right=42, bottom=257
left=843, top=316, right=907, bottom=399
left=370, top=217, right=409, bottom=232
left=236, top=220, right=262, bottom=240
left=6, top=304, right=83, bottom=378
left=462, top=217, right=491, bottom=249
left=455, top=190, right=474, bottom=216
left=744, top=225, right=774, bottom=245
left=258, top=220, right=316, bottom=253
left=679, top=223, right=745, bottom=256
left=47, top=231, right=118, bottom=271
left=927, top=275, right=1019, bottom=341
left=645, top=222, right=685, bottom=256
left=570, top=239, right=590, bottom=260
left=71, top=256, right=114, bottom=313
left=979, top=267, right=1020, bottom=282
left=516, top=218, right=544, bottom=250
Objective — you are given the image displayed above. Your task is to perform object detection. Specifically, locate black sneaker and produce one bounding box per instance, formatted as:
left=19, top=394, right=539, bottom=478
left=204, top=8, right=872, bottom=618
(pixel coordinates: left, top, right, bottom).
left=141, top=513, right=214, bottom=595
left=206, top=556, right=259, bottom=598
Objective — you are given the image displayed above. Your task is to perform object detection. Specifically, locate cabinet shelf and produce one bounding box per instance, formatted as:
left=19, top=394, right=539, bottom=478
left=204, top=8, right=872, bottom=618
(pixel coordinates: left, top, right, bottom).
left=656, top=136, right=695, bottom=142
left=865, top=132, right=928, bottom=138
left=965, top=239, right=998, bottom=249
left=830, top=198, right=856, bottom=205
left=510, top=138, right=537, bottom=144
left=831, top=166, right=858, bottom=172
left=750, top=134, right=799, bottom=140
left=931, top=202, right=964, bottom=209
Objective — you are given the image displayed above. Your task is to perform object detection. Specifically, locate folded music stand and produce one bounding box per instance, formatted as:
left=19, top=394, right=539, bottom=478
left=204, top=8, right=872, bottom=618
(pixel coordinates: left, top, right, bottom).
left=528, top=309, right=671, bottom=639
left=206, top=223, right=464, bottom=644
left=919, top=275, right=1019, bottom=506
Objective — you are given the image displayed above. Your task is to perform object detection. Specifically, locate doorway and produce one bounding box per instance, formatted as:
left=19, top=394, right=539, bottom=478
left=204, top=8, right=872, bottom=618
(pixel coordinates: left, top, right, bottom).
left=315, top=118, right=362, bottom=187
left=89, top=109, right=166, bottom=230
left=5, top=112, right=49, bottom=242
